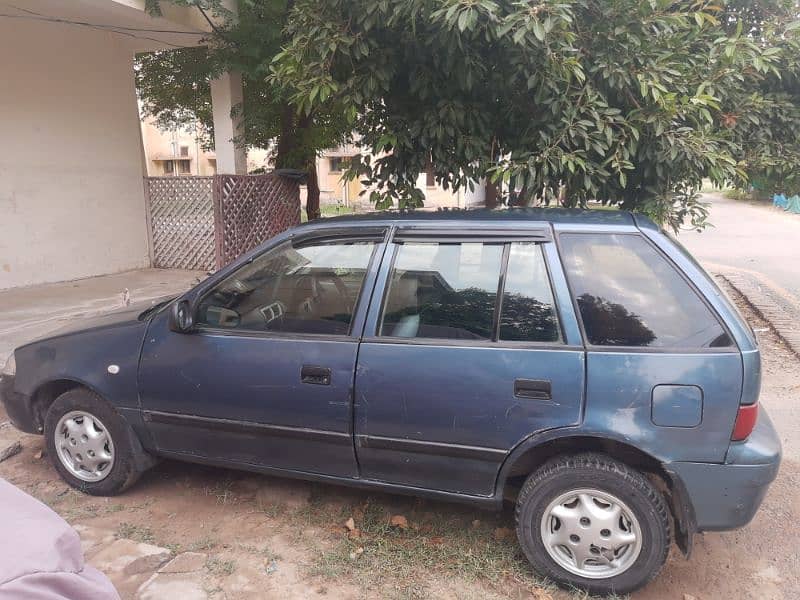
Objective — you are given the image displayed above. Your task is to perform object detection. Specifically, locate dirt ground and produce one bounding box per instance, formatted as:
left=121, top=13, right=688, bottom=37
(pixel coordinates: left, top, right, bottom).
left=1, top=288, right=798, bottom=600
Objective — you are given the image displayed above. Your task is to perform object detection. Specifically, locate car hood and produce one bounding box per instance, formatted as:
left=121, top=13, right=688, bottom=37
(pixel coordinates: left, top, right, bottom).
left=40, top=298, right=171, bottom=342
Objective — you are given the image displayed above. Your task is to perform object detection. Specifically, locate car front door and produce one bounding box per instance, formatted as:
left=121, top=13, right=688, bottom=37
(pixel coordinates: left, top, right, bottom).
left=138, top=229, right=386, bottom=477
left=353, top=227, right=586, bottom=497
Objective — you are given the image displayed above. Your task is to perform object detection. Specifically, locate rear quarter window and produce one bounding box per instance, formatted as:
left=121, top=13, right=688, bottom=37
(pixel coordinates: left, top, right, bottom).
left=559, top=233, right=732, bottom=349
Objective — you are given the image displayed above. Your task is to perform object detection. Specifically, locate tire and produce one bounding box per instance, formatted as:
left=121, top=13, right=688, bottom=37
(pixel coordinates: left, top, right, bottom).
left=515, top=453, right=670, bottom=596
left=44, top=388, right=149, bottom=496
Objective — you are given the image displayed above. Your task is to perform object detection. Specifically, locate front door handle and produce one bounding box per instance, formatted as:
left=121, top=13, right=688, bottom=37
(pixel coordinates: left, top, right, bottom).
left=514, top=378, right=552, bottom=400
left=301, top=365, right=331, bottom=386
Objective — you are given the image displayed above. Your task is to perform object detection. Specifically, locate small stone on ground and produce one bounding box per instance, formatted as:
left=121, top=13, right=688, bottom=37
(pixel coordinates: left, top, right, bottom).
left=159, top=552, right=207, bottom=574
left=91, top=539, right=172, bottom=576
left=137, top=572, right=207, bottom=600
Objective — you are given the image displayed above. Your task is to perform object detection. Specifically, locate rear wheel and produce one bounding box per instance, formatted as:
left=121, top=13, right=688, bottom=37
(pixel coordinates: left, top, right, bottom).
left=45, top=388, right=149, bottom=495
left=515, top=454, right=670, bottom=595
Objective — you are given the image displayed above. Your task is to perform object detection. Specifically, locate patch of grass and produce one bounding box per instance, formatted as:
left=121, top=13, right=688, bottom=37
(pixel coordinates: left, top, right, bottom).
left=165, top=542, right=184, bottom=554
left=206, top=556, right=237, bottom=577
left=387, top=582, right=430, bottom=600
left=262, top=547, right=283, bottom=562
left=723, top=188, right=754, bottom=201
left=257, top=499, right=286, bottom=519
left=205, top=479, right=238, bottom=505
left=62, top=504, right=100, bottom=521
left=116, top=522, right=155, bottom=544
left=188, top=535, right=219, bottom=552
left=321, top=204, right=358, bottom=217
left=302, top=203, right=359, bottom=223
left=306, top=500, right=555, bottom=596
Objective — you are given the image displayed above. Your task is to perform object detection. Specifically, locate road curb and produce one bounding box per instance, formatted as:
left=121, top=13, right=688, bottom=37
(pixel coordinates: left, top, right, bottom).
left=716, top=271, right=800, bottom=358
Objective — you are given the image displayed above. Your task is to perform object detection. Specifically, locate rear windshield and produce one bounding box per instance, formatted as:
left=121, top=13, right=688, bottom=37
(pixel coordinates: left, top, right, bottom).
left=559, top=233, right=733, bottom=349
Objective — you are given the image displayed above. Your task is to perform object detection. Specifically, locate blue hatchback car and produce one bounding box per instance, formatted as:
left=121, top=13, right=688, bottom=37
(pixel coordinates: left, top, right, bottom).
left=0, top=209, right=781, bottom=594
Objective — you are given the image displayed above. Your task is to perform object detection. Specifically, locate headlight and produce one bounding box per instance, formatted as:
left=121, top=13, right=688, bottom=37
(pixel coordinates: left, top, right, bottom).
left=1, top=352, right=15, bottom=377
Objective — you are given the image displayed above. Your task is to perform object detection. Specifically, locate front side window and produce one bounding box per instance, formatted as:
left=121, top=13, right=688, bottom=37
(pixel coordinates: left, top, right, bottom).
left=197, top=240, right=376, bottom=335
left=379, top=243, right=503, bottom=340
left=559, top=233, right=732, bottom=348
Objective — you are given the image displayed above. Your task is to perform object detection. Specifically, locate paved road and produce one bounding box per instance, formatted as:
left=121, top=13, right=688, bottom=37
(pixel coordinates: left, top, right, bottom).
left=678, top=193, right=800, bottom=300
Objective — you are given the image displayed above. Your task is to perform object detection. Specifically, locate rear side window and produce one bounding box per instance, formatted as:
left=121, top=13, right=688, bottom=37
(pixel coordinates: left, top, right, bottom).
left=499, top=243, right=561, bottom=342
left=379, top=242, right=503, bottom=340
left=559, top=233, right=732, bottom=349
left=379, top=241, right=561, bottom=343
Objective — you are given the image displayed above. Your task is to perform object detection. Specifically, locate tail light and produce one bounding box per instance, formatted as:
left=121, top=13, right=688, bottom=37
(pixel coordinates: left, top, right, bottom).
left=731, top=403, right=758, bottom=441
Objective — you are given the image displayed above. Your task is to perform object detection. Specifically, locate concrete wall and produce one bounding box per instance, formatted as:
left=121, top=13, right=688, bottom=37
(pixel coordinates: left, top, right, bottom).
left=0, top=19, right=151, bottom=289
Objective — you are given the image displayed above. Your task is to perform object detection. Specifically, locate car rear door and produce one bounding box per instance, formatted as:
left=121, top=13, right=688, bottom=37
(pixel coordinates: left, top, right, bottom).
left=138, top=227, right=387, bottom=477
left=353, top=226, right=586, bottom=497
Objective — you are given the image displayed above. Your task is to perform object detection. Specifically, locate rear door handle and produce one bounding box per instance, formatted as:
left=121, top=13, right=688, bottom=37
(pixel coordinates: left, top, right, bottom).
left=301, top=365, right=331, bottom=386
left=514, top=378, right=552, bottom=400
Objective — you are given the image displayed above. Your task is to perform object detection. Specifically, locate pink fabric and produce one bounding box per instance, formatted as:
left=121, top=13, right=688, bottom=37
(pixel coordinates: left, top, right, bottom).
left=0, top=478, right=119, bottom=599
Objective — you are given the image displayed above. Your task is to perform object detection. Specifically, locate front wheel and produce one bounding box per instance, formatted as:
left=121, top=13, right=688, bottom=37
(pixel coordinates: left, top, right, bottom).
left=44, top=388, right=150, bottom=495
left=515, top=454, right=670, bottom=596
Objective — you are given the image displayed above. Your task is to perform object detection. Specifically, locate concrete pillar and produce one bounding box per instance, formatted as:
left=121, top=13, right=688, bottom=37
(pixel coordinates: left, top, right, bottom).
left=210, top=71, right=247, bottom=174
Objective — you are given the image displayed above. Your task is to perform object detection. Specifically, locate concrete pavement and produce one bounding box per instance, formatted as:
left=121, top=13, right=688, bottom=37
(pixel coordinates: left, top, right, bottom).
left=678, top=192, right=800, bottom=299
left=677, top=192, right=800, bottom=356
left=0, top=269, right=206, bottom=368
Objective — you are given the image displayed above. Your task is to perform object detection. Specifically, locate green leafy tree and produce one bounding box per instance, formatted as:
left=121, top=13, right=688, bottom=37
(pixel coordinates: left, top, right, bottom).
left=139, top=0, right=350, bottom=219
left=272, top=0, right=800, bottom=229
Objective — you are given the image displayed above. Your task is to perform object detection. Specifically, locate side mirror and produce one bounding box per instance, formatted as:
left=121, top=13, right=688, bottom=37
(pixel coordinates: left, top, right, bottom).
left=169, top=299, right=195, bottom=333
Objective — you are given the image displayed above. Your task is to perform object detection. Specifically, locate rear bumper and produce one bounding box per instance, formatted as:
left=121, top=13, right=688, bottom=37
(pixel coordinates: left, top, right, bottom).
left=667, top=407, right=781, bottom=532
left=0, top=374, right=38, bottom=434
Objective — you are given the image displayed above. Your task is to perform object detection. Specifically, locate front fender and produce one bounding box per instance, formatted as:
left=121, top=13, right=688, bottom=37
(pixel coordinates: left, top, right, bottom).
left=14, top=317, right=148, bottom=412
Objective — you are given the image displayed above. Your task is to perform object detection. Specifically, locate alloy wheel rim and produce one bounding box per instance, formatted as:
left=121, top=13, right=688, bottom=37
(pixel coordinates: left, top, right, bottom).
left=540, top=487, right=643, bottom=579
left=54, top=410, right=115, bottom=482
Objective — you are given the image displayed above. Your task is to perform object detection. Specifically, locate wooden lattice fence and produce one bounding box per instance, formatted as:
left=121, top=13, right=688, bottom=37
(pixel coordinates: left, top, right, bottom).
left=214, top=174, right=301, bottom=268
left=145, top=176, right=216, bottom=270
left=144, top=173, right=300, bottom=271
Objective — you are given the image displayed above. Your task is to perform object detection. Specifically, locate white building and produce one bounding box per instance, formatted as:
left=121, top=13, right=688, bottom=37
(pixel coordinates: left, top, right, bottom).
left=0, top=1, right=245, bottom=290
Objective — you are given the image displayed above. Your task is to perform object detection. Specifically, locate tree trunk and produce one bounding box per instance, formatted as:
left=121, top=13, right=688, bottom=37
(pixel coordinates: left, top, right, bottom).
left=485, top=179, right=500, bottom=208
left=305, top=159, right=321, bottom=220
left=274, top=105, right=296, bottom=169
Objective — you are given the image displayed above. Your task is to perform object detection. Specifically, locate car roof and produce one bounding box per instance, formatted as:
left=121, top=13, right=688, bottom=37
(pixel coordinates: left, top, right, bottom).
left=298, top=207, right=638, bottom=229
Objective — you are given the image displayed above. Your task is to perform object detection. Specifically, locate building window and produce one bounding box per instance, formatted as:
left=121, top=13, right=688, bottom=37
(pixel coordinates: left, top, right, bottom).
left=178, top=159, right=191, bottom=174
left=180, top=145, right=190, bottom=157
left=329, top=157, right=349, bottom=173
left=163, top=160, right=174, bottom=175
